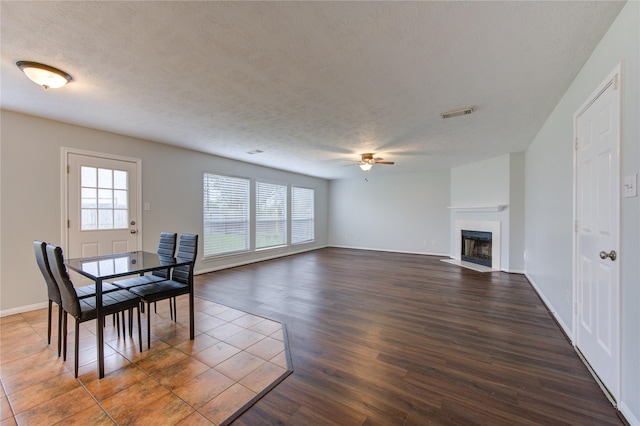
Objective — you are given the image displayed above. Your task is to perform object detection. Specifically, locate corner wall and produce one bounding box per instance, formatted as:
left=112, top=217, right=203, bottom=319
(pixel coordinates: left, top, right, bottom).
left=524, top=2, right=639, bottom=422
left=449, top=153, right=526, bottom=272
left=328, top=170, right=450, bottom=256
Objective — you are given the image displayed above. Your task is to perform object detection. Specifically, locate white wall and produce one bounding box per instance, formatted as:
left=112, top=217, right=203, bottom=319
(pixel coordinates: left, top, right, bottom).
left=451, top=154, right=510, bottom=207
left=328, top=170, right=450, bottom=255
left=508, top=152, right=526, bottom=272
left=0, top=110, right=329, bottom=313
left=525, top=1, right=639, bottom=422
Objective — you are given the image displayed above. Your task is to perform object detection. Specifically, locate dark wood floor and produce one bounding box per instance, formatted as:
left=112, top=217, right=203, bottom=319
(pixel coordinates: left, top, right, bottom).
left=195, top=248, right=621, bottom=425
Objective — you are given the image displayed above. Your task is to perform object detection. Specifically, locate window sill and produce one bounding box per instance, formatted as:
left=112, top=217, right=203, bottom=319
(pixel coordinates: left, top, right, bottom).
left=447, top=205, right=507, bottom=212
left=255, top=244, right=288, bottom=252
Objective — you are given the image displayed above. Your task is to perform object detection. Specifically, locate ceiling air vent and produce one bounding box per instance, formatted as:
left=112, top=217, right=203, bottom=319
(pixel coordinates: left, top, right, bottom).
left=441, top=106, right=475, bottom=119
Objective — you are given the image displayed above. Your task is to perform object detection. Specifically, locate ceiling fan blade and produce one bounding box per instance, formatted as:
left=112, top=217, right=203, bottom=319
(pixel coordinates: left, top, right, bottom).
left=374, top=161, right=395, bottom=165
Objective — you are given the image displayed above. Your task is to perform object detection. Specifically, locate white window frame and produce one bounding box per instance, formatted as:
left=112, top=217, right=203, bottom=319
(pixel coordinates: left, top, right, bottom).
left=203, top=173, right=250, bottom=258
left=291, top=186, right=315, bottom=244
left=255, top=180, right=288, bottom=250
left=80, top=166, right=129, bottom=230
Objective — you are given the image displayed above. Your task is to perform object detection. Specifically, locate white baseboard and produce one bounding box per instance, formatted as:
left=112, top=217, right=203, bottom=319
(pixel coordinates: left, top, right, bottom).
left=0, top=301, right=48, bottom=318
left=328, top=244, right=449, bottom=257
left=196, top=244, right=329, bottom=275
left=619, top=401, right=640, bottom=426
left=526, top=272, right=640, bottom=425
left=525, top=272, right=574, bottom=342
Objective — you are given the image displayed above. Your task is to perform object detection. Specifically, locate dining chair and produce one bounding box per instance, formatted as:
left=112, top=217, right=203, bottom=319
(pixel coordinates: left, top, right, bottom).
left=36, top=242, right=122, bottom=299
left=112, top=232, right=177, bottom=290
left=46, top=244, right=143, bottom=377
left=34, top=240, right=124, bottom=354
left=112, top=232, right=178, bottom=318
left=129, top=233, right=197, bottom=349
left=34, top=241, right=64, bottom=357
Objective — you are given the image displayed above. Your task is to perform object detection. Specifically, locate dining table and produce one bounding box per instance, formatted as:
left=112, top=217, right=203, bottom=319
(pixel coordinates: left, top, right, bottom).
left=65, top=251, right=195, bottom=378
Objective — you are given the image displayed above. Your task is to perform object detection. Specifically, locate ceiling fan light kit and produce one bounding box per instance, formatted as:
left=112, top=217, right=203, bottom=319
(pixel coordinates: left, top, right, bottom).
left=359, top=162, right=374, bottom=172
left=440, top=106, right=475, bottom=119
left=358, top=153, right=394, bottom=172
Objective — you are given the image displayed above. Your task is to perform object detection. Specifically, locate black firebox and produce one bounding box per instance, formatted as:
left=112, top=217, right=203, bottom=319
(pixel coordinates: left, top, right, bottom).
left=461, top=230, right=492, bottom=267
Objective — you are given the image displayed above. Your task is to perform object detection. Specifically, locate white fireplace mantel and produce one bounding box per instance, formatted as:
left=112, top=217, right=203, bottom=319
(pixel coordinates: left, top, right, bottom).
left=447, top=205, right=507, bottom=212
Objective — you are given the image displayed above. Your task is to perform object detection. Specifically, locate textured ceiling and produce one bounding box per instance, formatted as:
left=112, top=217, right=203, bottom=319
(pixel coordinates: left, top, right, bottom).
left=0, top=1, right=625, bottom=179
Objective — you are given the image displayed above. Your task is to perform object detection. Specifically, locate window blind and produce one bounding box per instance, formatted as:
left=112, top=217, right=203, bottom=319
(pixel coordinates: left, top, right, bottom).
left=256, top=181, right=287, bottom=249
left=291, top=187, right=314, bottom=244
left=203, top=173, right=250, bottom=257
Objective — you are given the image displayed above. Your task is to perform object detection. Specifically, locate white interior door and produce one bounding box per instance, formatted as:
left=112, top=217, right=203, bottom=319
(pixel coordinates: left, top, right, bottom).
left=575, top=67, right=621, bottom=401
left=66, top=151, right=141, bottom=260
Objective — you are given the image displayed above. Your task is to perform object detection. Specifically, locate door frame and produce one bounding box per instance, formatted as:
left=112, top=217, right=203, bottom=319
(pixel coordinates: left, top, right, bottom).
left=61, top=147, right=143, bottom=254
left=572, top=62, right=622, bottom=403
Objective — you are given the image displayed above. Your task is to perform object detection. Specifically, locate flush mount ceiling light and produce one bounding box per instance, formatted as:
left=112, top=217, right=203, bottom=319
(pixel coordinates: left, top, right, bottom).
left=441, top=106, right=475, bottom=119
left=16, top=61, right=72, bottom=89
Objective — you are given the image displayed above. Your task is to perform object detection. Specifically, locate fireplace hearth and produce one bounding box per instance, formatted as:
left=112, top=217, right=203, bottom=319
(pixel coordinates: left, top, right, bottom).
left=461, top=230, right=492, bottom=267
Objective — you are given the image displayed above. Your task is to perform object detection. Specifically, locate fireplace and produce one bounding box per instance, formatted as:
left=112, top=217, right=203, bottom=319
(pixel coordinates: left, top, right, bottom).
left=461, top=230, right=492, bottom=267
left=450, top=220, right=501, bottom=271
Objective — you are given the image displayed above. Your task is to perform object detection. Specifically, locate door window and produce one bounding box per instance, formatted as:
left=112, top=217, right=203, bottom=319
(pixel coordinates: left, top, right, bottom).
left=80, top=166, right=129, bottom=230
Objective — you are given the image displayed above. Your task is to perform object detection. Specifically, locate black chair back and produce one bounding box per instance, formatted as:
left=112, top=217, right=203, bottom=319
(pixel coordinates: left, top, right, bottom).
left=157, top=232, right=177, bottom=257
left=46, top=244, right=82, bottom=318
left=34, top=241, right=61, bottom=305
left=152, top=232, right=177, bottom=279
left=171, top=234, right=198, bottom=285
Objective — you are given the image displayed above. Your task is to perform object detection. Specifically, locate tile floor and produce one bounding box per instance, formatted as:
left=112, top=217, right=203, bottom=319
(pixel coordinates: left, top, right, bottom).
left=0, top=296, right=291, bottom=425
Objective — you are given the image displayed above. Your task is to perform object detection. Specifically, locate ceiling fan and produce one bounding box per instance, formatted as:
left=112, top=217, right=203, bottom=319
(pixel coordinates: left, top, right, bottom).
left=358, top=153, right=394, bottom=172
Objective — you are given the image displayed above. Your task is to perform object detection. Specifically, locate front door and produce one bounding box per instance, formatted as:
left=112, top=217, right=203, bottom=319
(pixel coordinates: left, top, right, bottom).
left=575, top=65, right=621, bottom=402
left=66, top=151, right=141, bottom=261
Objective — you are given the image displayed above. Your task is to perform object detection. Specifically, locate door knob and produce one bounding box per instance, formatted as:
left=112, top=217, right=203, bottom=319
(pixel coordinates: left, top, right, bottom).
left=130, top=229, right=137, bottom=234
left=599, top=250, right=617, bottom=261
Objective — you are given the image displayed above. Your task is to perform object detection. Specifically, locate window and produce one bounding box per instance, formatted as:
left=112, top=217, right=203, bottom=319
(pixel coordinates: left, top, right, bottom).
left=291, top=187, right=314, bottom=244
left=203, top=174, right=250, bottom=257
left=80, top=166, right=128, bottom=230
left=256, top=182, right=287, bottom=249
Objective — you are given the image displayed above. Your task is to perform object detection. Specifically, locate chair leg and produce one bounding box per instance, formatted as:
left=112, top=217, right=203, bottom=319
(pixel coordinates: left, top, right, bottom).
left=116, top=312, right=121, bottom=338
left=47, top=300, right=53, bottom=345
left=137, top=307, right=142, bottom=353
left=57, top=306, right=63, bottom=357
left=121, top=311, right=126, bottom=340
left=147, top=302, right=151, bottom=350
left=74, top=320, right=80, bottom=378
left=173, top=297, right=177, bottom=322
left=62, top=312, right=68, bottom=361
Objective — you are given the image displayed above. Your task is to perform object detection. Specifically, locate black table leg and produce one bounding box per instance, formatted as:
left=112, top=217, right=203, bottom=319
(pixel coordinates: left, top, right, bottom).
left=189, top=288, right=195, bottom=340
left=189, top=266, right=194, bottom=340
left=96, top=277, right=104, bottom=378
